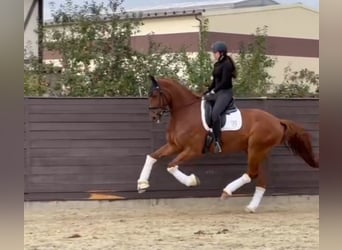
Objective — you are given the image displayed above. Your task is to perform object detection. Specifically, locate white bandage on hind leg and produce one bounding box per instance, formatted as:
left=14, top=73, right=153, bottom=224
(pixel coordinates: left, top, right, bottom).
left=223, top=173, right=251, bottom=195
left=138, top=155, right=157, bottom=182
left=167, top=166, right=196, bottom=187
left=246, top=186, right=266, bottom=212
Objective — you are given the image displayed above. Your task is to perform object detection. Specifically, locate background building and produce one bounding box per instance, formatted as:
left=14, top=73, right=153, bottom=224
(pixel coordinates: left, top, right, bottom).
left=128, top=0, right=319, bottom=84
left=41, top=0, right=319, bottom=85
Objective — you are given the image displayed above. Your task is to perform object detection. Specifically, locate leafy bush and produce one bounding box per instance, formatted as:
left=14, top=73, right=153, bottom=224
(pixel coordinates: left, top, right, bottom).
left=234, top=26, right=276, bottom=97
left=270, top=66, right=319, bottom=97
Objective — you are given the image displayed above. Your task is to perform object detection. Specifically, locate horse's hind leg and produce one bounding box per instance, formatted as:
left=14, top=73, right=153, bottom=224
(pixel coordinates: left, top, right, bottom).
left=244, top=148, right=270, bottom=213
left=220, top=148, right=269, bottom=213
left=245, top=163, right=267, bottom=213
left=137, top=143, right=177, bottom=193
left=220, top=173, right=251, bottom=199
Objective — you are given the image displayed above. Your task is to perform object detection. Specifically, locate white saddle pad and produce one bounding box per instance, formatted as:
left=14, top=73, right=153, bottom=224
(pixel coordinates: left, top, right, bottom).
left=200, top=99, right=242, bottom=132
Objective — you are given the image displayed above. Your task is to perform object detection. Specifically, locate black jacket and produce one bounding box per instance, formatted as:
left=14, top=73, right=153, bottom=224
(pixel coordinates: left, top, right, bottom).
left=208, top=55, right=236, bottom=93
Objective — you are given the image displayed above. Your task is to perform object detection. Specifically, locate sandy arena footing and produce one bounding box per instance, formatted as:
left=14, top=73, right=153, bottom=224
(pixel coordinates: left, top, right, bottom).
left=25, top=195, right=319, bottom=250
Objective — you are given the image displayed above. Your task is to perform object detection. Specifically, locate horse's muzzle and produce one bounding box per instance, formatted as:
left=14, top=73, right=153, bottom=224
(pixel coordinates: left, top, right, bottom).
left=150, top=109, right=167, bottom=123
left=152, top=116, right=161, bottom=124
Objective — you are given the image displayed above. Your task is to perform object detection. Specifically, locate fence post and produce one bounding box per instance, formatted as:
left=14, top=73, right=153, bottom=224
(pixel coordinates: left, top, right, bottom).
left=24, top=98, right=31, bottom=198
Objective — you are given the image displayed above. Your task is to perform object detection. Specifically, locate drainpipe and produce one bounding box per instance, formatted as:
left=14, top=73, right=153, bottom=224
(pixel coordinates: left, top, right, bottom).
left=38, top=0, right=43, bottom=64
left=194, top=12, right=208, bottom=88
left=195, top=13, right=203, bottom=51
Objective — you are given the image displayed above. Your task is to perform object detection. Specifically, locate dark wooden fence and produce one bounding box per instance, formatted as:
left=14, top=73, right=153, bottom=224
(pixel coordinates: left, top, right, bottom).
left=24, top=97, right=319, bottom=201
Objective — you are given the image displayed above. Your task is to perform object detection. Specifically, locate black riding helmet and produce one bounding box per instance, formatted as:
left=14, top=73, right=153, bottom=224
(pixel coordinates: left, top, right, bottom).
left=211, top=41, right=227, bottom=54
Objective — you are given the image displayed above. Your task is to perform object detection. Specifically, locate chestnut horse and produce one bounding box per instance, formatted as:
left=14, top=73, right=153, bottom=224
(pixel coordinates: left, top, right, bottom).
left=137, top=76, right=319, bottom=212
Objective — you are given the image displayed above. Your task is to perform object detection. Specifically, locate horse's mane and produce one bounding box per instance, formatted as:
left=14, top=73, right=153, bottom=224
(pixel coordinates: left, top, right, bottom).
left=157, top=78, right=202, bottom=100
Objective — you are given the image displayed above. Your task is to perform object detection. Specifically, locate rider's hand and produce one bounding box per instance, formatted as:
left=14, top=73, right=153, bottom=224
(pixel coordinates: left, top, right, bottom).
left=203, top=90, right=215, bottom=96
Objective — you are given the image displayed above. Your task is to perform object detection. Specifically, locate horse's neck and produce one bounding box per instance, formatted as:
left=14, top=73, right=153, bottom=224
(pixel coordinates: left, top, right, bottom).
left=162, top=83, right=198, bottom=111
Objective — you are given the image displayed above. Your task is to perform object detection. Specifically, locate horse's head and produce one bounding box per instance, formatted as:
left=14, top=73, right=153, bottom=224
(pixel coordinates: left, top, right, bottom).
left=148, top=75, right=169, bottom=123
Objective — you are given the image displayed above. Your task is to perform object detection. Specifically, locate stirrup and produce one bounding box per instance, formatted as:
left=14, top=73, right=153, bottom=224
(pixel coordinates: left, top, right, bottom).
left=214, top=141, right=222, bottom=153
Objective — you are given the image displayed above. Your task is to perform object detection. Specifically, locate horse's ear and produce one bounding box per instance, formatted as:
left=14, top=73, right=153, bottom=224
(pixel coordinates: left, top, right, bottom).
left=149, top=75, right=160, bottom=89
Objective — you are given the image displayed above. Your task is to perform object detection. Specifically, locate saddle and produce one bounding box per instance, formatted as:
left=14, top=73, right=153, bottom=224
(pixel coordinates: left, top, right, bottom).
left=204, top=98, right=237, bottom=128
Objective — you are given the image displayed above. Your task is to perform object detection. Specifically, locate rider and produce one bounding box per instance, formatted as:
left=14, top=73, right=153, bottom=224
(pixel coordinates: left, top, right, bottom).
left=204, top=41, right=237, bottom=153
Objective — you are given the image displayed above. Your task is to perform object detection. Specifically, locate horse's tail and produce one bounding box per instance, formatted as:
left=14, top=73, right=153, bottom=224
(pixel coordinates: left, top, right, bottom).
left=280, top=119, right=319, bottom=168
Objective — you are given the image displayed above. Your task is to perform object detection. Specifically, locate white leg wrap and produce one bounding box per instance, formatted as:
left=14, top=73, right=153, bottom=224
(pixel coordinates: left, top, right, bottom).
left=167, top=166, right=198, bottom=187
left=137, top=155, right=157, bottom=191
left=245, top=186, right=266, bottom=213
left=138, top=155, right=157, bottom=181
left=223, top=173, right=251, bottom=195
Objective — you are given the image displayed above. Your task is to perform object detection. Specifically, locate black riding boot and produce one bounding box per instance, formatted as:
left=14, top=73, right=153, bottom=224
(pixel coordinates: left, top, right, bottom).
left=212, top=119, right=222, bottom=153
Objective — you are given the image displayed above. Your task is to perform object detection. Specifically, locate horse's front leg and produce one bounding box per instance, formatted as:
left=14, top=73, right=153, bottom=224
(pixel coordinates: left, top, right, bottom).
left=166, top=148, right=201, bottom=187
left=137, top=143, right=177, bottom=193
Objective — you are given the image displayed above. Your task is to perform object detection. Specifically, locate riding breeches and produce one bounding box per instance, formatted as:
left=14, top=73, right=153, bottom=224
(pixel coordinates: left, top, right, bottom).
left=211, top=89, right=233, bottom=124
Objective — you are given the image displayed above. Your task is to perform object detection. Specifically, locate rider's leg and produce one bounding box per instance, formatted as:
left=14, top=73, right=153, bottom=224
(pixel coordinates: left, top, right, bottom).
left=211, top=89, right=233, bottom=153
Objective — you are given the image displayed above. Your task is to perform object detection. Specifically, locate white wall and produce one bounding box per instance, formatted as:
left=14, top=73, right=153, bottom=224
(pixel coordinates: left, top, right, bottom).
left=24, top=0, right=39, bottom=58
left=205, top=5, right=319, bottom=39
left=136, top=15, right=199, bottom=35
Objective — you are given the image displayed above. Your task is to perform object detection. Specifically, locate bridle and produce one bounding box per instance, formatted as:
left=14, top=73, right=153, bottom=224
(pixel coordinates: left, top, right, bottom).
left=147, top=81, right=201, bottom=121
left=148, top=89, right=170, bottom=120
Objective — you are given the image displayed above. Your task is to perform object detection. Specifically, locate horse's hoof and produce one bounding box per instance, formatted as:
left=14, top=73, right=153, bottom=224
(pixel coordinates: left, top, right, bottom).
left=138, top=189, right=147, bottom=194
left=137, top=180, right=149, bottom=193
left=194, top=175, right=201, bottom=186
left=189, top=174, right=200, bottom=186
left=220, top=191, right=230, bottom=200
left=244, top=206, right=256, bottom=213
